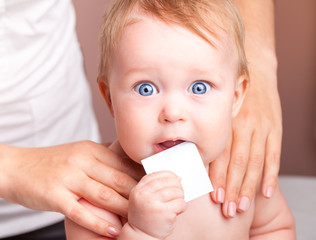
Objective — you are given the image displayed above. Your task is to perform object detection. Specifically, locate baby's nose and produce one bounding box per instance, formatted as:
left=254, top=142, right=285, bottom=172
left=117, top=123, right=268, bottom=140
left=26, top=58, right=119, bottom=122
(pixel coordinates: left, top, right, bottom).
left=158, top=96, right=187, bottom=123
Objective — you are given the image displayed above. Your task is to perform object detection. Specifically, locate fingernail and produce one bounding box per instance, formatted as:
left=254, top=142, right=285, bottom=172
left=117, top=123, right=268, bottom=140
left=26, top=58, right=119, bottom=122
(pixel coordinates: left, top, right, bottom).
left=108, top=226, right=120, bottom=237
left=228, top=201, right=236, bottom=217
left=223, top=201, right=228, bottom=212
left=238, top=196, right=250, bottom=212
left=264, top=186, right=274, bottom=198
left=216, top=187, right=225, bottom=203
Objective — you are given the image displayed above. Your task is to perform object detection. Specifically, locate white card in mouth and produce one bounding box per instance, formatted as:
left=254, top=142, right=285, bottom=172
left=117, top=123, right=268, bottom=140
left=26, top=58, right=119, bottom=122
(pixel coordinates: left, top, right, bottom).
left=141, top=142, right=213, bottom=202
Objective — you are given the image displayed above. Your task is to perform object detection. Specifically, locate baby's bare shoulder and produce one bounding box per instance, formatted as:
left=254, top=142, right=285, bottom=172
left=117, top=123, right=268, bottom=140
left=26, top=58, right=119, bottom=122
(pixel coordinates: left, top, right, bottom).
left=169, top=195, right=255, bottom=239
left=250, top=183, right=296, bottom=239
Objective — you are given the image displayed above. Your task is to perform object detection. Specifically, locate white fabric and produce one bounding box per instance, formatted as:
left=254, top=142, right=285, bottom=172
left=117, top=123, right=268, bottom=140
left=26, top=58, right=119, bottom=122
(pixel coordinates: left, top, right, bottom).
left=0, top=0, right=100, bottom=237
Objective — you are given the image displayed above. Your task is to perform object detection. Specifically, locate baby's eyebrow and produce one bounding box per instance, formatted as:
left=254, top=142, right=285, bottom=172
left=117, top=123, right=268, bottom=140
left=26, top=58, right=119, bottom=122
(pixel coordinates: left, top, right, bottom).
left=188, top=68, right=214, bottom=77
left=122, top=66, right=225, bottom=84
left=125, top=66, right=212, bottom=75
left=125, top=67, right=156, bottom=75
left=185, top=68, right=224, bottom=82
left=122, top=67, right=158, bottom=79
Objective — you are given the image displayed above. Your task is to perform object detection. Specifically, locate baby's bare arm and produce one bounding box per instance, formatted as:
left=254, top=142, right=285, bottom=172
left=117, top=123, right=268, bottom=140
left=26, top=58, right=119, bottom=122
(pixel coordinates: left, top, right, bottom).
left=250, top=182, right=295, bottom=239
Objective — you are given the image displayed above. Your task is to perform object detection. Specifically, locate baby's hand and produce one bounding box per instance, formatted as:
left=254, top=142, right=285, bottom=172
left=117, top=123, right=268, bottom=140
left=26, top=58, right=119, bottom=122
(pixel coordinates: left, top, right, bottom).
left=128, top=171, right=186, bottom=239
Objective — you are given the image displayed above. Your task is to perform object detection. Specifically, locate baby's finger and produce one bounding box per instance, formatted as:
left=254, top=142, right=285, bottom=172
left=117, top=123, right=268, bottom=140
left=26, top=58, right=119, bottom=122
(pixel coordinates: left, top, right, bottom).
left=262, top=131, right=281, bottom=198
left=165, top=198, right=187, bottom=216
left=138, top=171, right=181, bottom=188
left=157, top=186, right=184, bottom=202
left=237, top=132, right=265, bottom=212
left=224, top=130, right=251, bottom=217
left=209, top=138, right=231, bottom=203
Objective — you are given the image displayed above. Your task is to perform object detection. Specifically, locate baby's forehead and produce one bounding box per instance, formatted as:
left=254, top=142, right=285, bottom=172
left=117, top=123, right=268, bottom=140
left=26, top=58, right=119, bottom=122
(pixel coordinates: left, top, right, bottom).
left=119, top=14, right=238, bottom=58
left=99, top=0, right=247, bottom=80
left=111, top=16, right=240, bottom=81
left=126, top=13, right=231, bottom=43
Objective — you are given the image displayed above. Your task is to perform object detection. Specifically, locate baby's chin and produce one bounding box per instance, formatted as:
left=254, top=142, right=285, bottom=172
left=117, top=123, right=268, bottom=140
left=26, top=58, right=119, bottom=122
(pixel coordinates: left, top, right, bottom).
left=122, top=148, right=154, bottom=165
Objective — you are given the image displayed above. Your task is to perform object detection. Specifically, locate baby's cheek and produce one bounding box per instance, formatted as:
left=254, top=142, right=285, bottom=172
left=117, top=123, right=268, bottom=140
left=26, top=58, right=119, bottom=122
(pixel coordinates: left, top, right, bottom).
left=119, top=138, right=146, bottom=164
left=201, top=125, right=231, bottom=163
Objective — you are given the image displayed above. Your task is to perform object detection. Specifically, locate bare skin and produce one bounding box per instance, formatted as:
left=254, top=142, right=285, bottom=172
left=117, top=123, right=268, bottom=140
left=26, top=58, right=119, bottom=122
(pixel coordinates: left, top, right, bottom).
left=210, top=0, right=282, bottom=217
left=0, top=0, right=281, bottom=238
left=0, top=141, right=143, bottom=237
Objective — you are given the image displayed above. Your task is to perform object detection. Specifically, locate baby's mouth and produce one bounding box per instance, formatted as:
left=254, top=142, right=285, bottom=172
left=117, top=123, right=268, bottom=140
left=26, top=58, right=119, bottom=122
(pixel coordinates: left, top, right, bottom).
left=157, top=140, right=185, bottom=152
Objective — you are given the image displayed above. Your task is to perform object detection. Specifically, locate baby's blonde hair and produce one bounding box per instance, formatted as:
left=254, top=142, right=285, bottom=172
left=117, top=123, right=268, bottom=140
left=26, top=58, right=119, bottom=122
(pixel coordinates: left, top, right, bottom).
left=98, top=0, right=248, bottom=81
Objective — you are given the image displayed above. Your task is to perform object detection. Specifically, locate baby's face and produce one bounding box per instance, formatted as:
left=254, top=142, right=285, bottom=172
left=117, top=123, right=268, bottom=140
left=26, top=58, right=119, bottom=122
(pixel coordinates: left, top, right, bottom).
left=104, top=15, right=246, bottom=165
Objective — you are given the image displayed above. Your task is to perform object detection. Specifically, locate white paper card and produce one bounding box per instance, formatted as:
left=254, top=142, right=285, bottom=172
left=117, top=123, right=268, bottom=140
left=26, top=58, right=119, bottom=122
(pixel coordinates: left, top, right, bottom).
left=141, top=142, right=213, bottom=202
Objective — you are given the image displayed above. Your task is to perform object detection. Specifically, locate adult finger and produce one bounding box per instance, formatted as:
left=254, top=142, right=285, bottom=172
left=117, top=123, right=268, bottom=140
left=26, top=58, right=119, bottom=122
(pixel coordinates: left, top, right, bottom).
left=85, top=160, right=138, bottom=199
left=262, top=130, right=282, bottom=198
left=236, top=131, right=265, bottom=212
left=92, top=141, right=144, bottom=181
left=60, top=193, right=121, bottom=238
left=209, top=137, right=231, bottom=204
left=223, top=129, right=251, bottom=217
left=76, top=175, right=130, bottom=218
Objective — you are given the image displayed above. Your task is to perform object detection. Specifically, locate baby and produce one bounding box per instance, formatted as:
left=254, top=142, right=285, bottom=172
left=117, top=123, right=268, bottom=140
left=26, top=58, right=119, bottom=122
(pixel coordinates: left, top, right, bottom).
left=66, top=0, right=295, bottom=239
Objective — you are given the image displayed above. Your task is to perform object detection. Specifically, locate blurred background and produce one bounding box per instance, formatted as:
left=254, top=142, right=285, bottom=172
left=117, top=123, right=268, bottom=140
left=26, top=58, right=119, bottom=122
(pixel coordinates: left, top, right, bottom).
left=73, top=0, right=316, bottom=176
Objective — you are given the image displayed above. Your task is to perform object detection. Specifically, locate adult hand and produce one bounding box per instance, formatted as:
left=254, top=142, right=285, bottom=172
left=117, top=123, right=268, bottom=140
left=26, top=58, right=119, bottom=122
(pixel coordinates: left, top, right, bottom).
left=208, top=0, right=281, bottom=218
left=209, top=58, right=282, bottom=217
left=0, top=141, right=143, bottom=237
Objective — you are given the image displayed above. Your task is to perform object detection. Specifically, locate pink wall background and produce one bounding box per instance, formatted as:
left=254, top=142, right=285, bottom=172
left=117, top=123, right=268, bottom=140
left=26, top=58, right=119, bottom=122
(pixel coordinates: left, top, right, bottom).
left=73, top=0, right=316, bottom=176
left=73, top=0, right=116, bottom=143
left=275, top=0, right=316, bottom=175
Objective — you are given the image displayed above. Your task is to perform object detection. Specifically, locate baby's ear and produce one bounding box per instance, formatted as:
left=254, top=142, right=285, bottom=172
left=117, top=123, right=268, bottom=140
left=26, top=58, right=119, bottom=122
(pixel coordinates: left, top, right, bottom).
left=98, top=77, right=114, bottom=117
left=232, top=74, right=249, bottom=117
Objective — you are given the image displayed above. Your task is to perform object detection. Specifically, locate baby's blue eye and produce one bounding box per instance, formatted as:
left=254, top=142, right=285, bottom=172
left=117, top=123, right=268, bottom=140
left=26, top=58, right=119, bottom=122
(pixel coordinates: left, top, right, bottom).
left=189, top=81, right=211, bottom=94
left=135, top=82, right=158, bottom=96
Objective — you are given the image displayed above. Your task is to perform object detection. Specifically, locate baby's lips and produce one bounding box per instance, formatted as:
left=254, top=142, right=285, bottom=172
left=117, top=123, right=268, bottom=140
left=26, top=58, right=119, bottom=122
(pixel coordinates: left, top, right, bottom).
left=159, top=140, right=185, bottom=149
